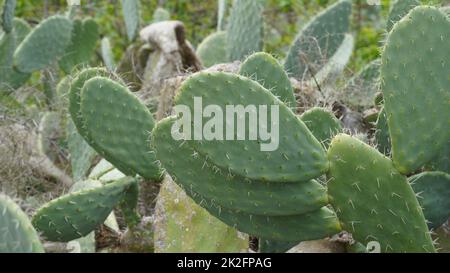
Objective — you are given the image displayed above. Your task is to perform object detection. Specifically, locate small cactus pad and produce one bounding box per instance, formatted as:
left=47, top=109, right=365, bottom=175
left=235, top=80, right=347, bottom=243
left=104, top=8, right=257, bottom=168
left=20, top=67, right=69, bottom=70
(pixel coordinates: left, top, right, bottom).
left=121, top=0, right=139, bottom=41
left=59, top=18, right=99, bottom=74
left=409, top=172, right=450, bottom=229
left=327, top=134, right=435, bottom=253
left=152, top=117, right=328, bottom=216
left=118, top=180, right=140, bottom=228
left=175, top=72, right=328, bottom=182
left=32, top=177, right=136, bottom=242
left=226, top=0, right=265, bottom=61
left=0, top=194, right=44, bottom=253
left=300, top=107, right=342, bottom=149
left=240, top=52, right=296, bottom=109
left=1, top=0, right=15, bottom=33
left=381, top=6, right=450, bottom=174
left=189, top=190, right=341, bottom=242
left=386, top=0, right=420, bottom=31
left=284, top=0, right=352, bottom=79
left=14, top=15, right=73, bottom=73
left=12, top=18, right=31, bottom=44
left=101, top=37, right=115, bottom=71
left=79, top=76, right=162, bottom=180
left=197, top=31, right=228, bottom=68
left=0, top=32, right=30, bottom=92
left=154, top=177, right=249, bottom=253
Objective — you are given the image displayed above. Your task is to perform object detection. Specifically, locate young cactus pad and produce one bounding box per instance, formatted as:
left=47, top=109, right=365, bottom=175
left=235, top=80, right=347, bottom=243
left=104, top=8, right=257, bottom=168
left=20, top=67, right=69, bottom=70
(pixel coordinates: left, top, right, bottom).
left=121, top=0, right=140, bottom=41
left=327, top=134, right=435, bottom=253
left=226, top=0, right=265, bottom=61
left=32, top=177, right=137, bottom=242
left=409, top=172, right=450, bottom=229
left=79, top=76, right=161, bottom=180
left=174, top=72, right=328, bottom=182
left=152, top=117, right=328, bottom=216
left=0, top=194, right=44, bottom=253
left=239, top=52, right=296, bottom=110
left=196, top=31, right=228, bottom=68
left=300, top=107, right=343, bottom=149
left=284, top=0, right=352, bottom=80
left=381, top=6, right=450, bottom=174
left=13, top=15, right=73, bottom=73
left=1, top=0, right=15, bottom=33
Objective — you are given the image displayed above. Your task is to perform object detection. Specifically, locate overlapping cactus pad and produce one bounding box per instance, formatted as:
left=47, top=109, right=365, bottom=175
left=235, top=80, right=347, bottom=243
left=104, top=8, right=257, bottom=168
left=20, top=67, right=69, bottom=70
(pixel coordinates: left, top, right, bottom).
left=327, top=134, right=435, bottom=253
left=32, top=177, right=137, bottom=242
left=174, top=72, right=328, bottom=183
left=381, top=6, right=450, bottom=174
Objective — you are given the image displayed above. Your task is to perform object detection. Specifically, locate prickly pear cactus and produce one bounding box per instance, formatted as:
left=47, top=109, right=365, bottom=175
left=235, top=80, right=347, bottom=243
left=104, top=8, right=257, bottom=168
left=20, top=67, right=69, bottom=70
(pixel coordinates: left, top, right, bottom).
left=78, top=76, right=162, bottom=180
left=284, top=0, right=352, bottom=80
left=239, top=52, right=296, bottom=110
left=12, top=18, right=31, bottom=44
left=14, top=15, right=73, bottom=73
left=386, top=0, right=420, bottom=31
left=32, top=177, right=137, bottom=242
left=217, top=0, right=227, bottom=31
left=152, top=117, right=329, bottom=216
left=0, top=194, right=44, bottom=253
left=226, top=0, right=265, bottom=61
left=154, top=176, right=249, bottom=253
left=300, top=107, right=342, bottom=148
left=121, top=0, right=140, bottom=41
left=197, top=31, right=228, bottom=68
left=381, top=6, right=450, bottom=174
left=327, top=134, right=435, bottom=253
left=375, top=108, right=391, bottom=156
left=1, top=0, right=15, bottom=33
left=174, top=72, right=328, bottom=182
left=409, top=172, right=450, bottom=229
left=59, top=18, right=99, bottom=74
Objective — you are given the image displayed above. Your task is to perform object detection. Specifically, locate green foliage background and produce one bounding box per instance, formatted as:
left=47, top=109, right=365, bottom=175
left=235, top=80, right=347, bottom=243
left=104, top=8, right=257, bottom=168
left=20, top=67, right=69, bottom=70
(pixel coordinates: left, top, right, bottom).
left=13, top=0, right=448, bottom=72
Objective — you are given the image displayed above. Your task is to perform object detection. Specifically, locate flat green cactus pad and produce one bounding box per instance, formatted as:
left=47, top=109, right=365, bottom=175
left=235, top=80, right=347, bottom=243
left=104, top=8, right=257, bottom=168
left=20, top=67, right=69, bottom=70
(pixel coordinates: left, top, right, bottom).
left=79, top=76, right=162, bottom=180
left=300, top=107, right=342, bottom=149
left=0, top=32, right=30, bottom=92
left=152, top=117, right=328, bottom=216
left=381, top=6, right=450, bottom=174
left=197, top=31, right=228, bottom=68
left=409, top=172, right=450, bottom=230
left=13, top=15, right=73, bottom=73
left=284, top=0, right=352, bottom=80
left=32, top=177, right=136, bottom=242
left=121, top=0, right=139, bottom=41
left=327, top=134, right=435, bottom=253
left=386, top=0, right=420, bottom=32
left=227, top=0, right=265, bottom=61
left=175, top=72, right=327, bottom=182
left=0, top=194, right=44, bottom=253
left=375, top=108, right=391, bottom=156
left=240, top=52, right=296, bottom=110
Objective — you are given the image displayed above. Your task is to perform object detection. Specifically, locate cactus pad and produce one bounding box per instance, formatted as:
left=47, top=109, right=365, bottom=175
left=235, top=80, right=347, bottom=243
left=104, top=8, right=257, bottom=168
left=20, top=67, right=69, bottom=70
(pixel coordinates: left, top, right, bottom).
left=80, top=76, right=161, bottom=180
left=240, top=52, right=296, bottom=110
left=386, top=0, right=420, bottom=32
left=327, top=134, right=435, bottom=253
left=409, top=172, right=450, bottom=229
left=226, top=0, right=265, bottom=61
left=175, top=72, right=328, bottom=182
left=284, top=0, right=352, bottom=79
left=14, top=15, right=73, bottom=73
left=152, top=117, right=328, bottom=216
left=121, top=0, right=139, bottom=41
left=300, top=107, right=342, bottom=149
left=1, top=0, right=15, bottom=33
left=0, top=194, right=44, bottom=253
left=381, top=6, right=450, bottom=174
left=197, top=31, right=228, bottom=68
left=32, top=177, right=136, bottom=242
